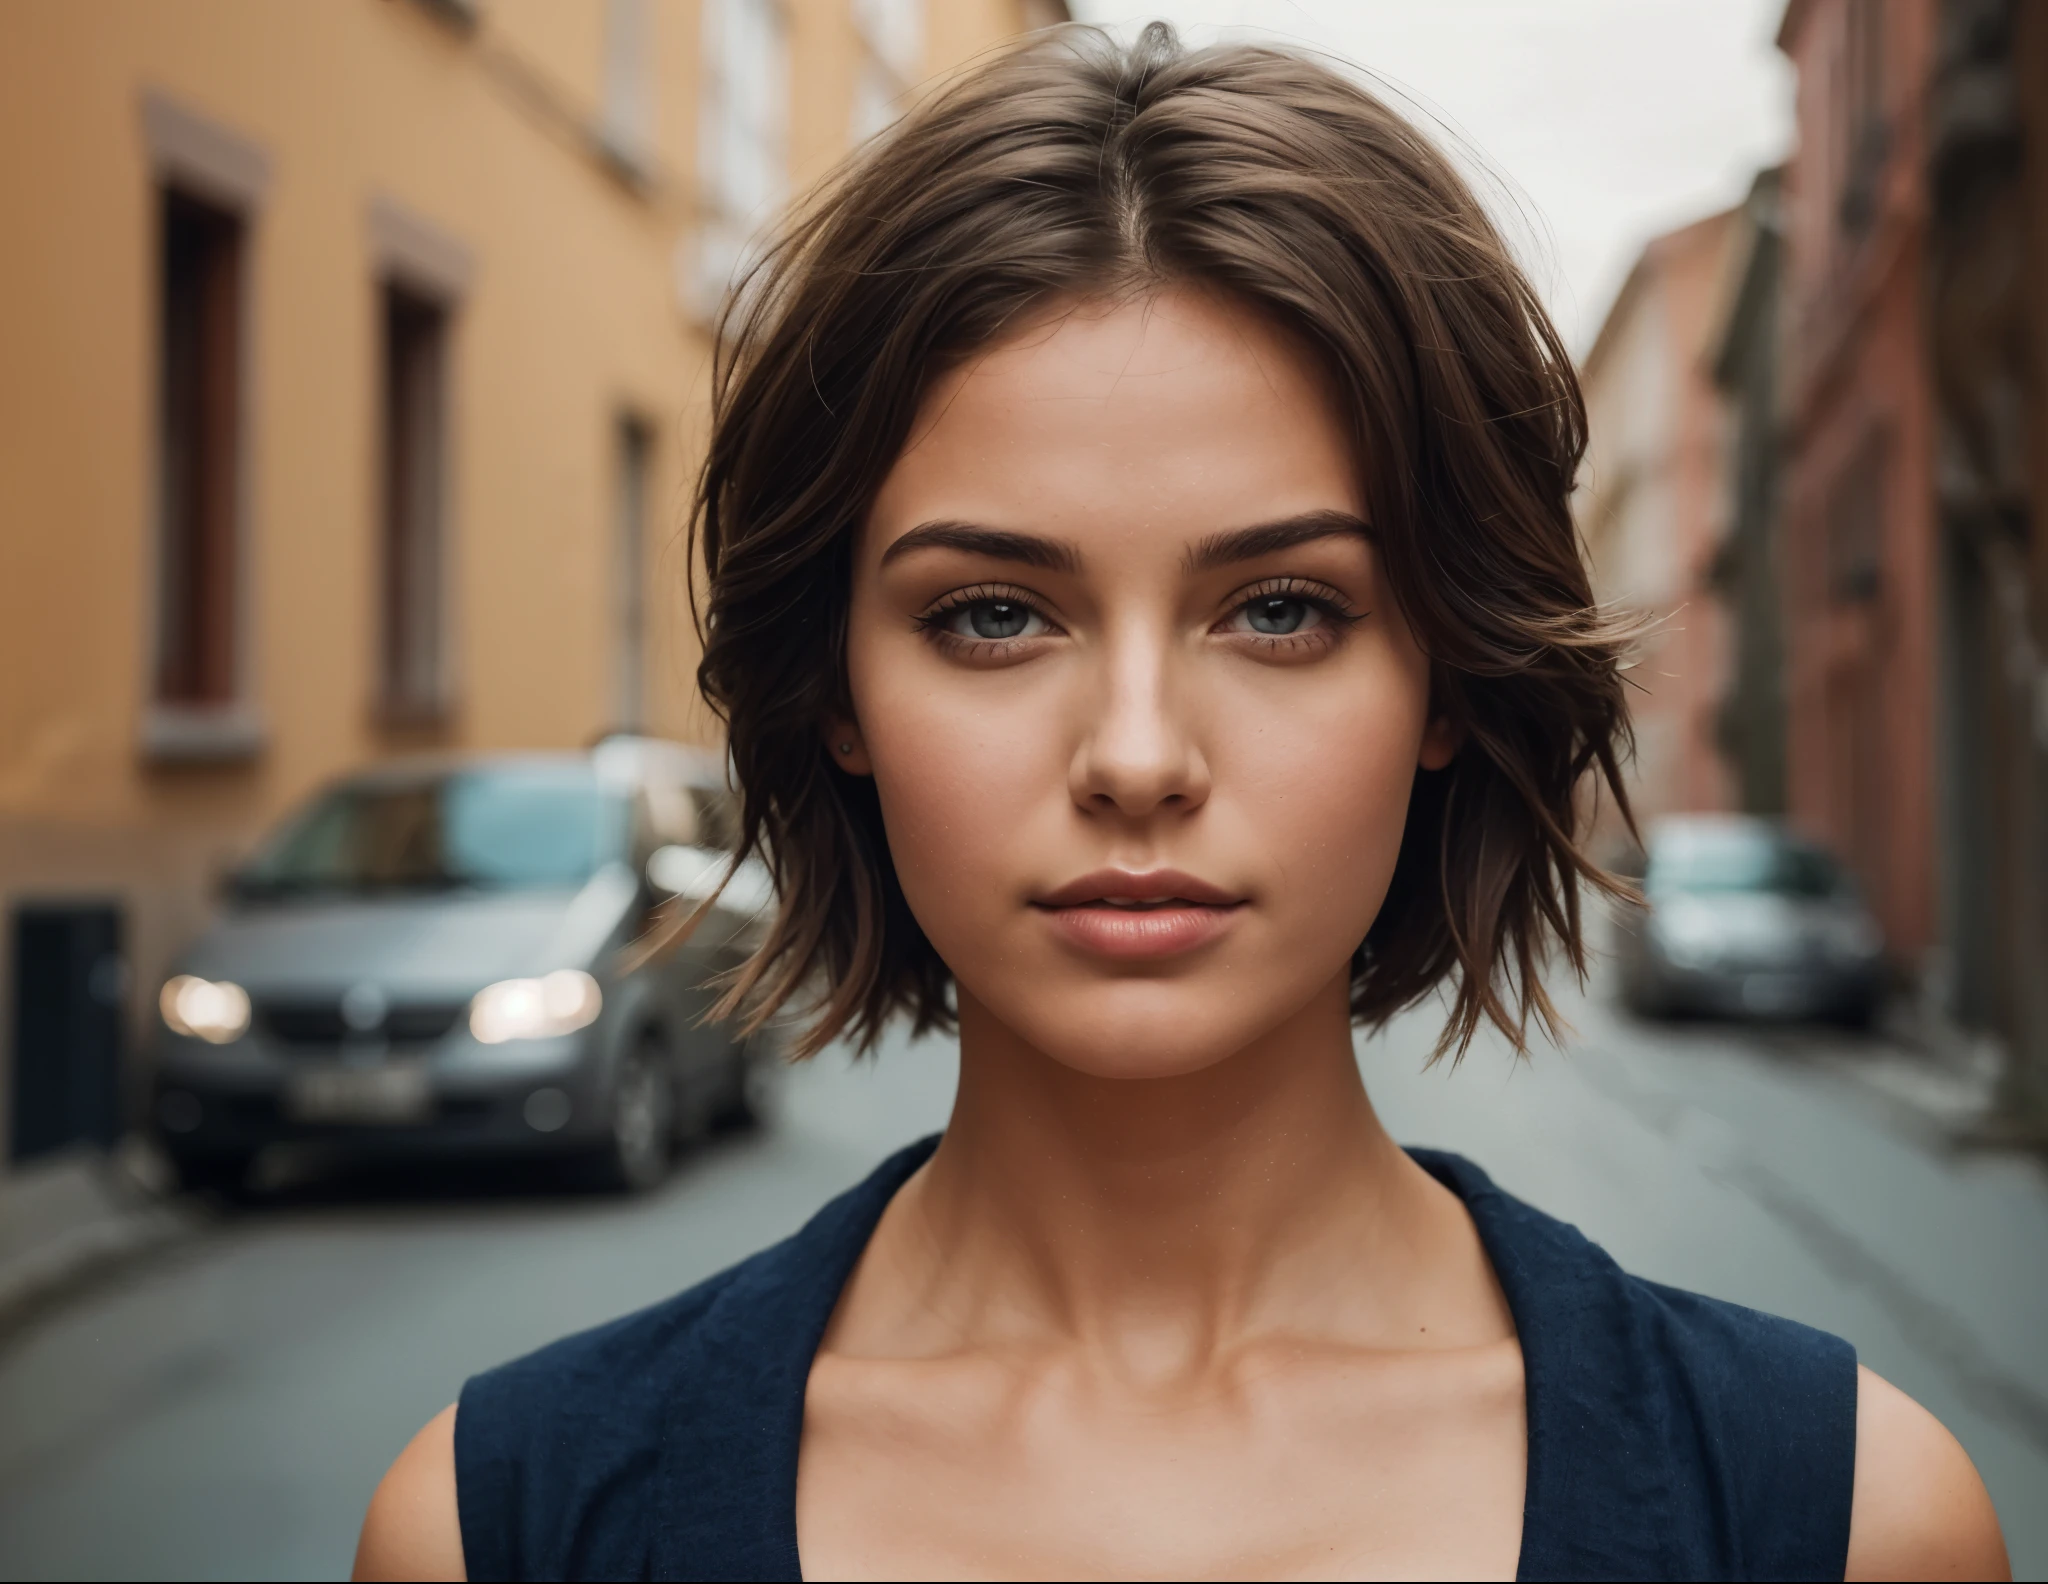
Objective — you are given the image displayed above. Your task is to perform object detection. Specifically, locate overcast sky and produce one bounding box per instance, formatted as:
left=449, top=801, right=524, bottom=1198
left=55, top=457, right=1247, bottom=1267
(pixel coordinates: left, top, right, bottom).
left=1067, top=0, right=1795, bottom=352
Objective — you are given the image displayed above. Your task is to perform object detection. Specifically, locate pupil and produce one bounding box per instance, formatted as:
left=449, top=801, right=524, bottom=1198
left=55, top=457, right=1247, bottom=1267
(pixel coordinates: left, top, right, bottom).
left=1249, top=597, right=1306, bottom=635
left=970, top=602, right=1028, bottom=639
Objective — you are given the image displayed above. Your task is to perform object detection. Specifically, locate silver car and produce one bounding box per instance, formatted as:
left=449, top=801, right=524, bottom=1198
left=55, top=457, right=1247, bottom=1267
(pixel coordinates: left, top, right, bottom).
left=1616, top=815, right=1886, bottom=1028
left=149, top=738, right=778, bottom=1194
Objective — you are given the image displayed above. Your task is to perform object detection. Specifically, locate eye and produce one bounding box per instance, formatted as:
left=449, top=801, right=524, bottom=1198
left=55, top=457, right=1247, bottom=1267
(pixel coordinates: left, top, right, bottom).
left=1240, top=595, right=1318, bottom=636
left=1217, top=580, right=1356, bottom=644
left=916, top=586, right=1060, bottom=651
left=949, top=599, right=1043, bottom=640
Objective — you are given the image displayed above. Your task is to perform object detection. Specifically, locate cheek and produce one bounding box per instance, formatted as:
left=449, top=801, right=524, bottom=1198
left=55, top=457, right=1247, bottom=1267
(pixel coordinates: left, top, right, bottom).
left=1213, top=661, right=1428, bottom=936
left=847, top=631, right=1064, bottom=909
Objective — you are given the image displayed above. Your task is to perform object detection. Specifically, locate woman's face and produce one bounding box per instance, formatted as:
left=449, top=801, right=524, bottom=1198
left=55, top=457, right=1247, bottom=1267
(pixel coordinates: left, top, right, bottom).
left=842, top=288, right=1454, bottom=1080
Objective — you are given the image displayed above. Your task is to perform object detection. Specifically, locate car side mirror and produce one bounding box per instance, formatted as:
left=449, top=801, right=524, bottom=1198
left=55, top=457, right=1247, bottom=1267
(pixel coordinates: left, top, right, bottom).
left=646, top=845, right=776, bottom=917
left=647, top=844, right=723, bottom=900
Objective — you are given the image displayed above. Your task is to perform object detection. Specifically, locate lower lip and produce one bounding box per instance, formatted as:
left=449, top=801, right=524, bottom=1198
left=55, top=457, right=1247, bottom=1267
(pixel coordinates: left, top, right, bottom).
left=1035, top=902, right=1244, bottom=959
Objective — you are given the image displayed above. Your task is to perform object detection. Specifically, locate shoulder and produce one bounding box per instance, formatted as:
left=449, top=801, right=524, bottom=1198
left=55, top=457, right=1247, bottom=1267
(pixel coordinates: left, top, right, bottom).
left=446, top=1137, right=937, bottom=1582
left=1847, top=1365, right=2009, bottom=1582
left=355, top=1264, right=768, bottom=1584
left=1419, top=1152, right=1864, bottom=1579
left=1423, top=1152, right=1861, bottom=1425
left=452, top=1263, right=749, bottom=1583
left=355, top=1404, right=464, bottom=1582
left=1626, top=1273, right=1860, bottom=1426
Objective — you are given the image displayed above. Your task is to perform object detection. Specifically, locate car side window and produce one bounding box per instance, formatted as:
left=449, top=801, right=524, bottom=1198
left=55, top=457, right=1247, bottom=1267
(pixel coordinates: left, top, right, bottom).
left=687, top=787, right=740, bottom=853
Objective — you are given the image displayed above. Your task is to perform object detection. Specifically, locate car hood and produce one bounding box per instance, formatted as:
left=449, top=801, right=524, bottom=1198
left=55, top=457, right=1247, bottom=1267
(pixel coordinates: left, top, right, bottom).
left=1653, top=889, right=1866, bottom=940
left=174, top=867, right=638, bottom=1000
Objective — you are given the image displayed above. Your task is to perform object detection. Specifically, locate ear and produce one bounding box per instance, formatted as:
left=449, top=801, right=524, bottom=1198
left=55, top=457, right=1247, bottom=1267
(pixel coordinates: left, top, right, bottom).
left=1418, top=713, right=1463, bottom=773
left=822, top=717, right=873, bottom=775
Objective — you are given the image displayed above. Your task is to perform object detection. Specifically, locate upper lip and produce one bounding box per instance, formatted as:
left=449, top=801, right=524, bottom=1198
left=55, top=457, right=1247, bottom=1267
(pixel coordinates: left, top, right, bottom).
left=1032, top=869, right=1244, bottom=908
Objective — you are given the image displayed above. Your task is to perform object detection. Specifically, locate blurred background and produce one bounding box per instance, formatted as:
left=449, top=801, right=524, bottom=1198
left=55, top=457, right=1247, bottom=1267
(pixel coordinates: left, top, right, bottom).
left=1, top=0, right=2046, bottom=1577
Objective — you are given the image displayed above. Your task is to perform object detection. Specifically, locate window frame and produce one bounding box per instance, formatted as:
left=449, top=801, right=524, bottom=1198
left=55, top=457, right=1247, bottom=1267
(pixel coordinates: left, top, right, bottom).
left=138, top=90, right=270, bottom=764
left=366, top=197, right=473, bottom=733
left=690, top=0, right=791, bottom=322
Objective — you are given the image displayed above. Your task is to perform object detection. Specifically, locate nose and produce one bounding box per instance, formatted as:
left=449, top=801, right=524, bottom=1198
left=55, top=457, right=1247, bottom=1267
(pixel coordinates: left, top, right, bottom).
left=1068, top=626, right=1211, bottom=819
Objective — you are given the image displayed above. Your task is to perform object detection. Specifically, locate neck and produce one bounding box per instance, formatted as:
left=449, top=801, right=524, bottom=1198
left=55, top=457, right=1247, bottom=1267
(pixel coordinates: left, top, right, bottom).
left=890, top=975, right=1442, bottom=1362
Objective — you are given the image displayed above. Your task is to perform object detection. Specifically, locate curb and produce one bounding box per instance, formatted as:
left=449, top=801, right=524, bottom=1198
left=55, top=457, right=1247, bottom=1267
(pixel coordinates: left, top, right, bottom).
left=0, top=1146, right=209, bottom=1343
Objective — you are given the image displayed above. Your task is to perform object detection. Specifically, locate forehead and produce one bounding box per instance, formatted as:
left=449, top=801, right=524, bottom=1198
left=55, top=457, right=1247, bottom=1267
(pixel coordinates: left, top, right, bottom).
left=865, top=288, right=1362, bottom=557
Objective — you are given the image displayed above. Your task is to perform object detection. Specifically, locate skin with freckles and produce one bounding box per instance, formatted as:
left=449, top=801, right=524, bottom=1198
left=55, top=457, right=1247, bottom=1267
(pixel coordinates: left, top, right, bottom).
left=350, top=285, right=2008, bottom=1583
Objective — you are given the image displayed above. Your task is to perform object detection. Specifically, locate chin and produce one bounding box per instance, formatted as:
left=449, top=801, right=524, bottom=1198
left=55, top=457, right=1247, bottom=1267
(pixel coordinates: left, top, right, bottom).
left=977, top=976, right=1313, bottom=1083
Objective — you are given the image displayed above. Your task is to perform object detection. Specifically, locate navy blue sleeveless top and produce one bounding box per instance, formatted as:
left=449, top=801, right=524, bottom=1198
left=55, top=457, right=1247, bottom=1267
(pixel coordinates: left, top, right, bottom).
left=455, top=1140, right=1857, bottom=1581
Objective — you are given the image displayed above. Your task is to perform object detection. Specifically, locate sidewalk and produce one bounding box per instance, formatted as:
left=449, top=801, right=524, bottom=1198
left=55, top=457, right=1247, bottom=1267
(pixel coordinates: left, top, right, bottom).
left=0, top=1142, right=202, bottom=1338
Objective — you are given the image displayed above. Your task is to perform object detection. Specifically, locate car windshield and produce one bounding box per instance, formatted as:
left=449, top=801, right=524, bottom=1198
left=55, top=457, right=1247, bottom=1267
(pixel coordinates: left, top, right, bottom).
left=235, top=766, right=628, bottom=895
left=1647, top=828, right=1846, bottom=900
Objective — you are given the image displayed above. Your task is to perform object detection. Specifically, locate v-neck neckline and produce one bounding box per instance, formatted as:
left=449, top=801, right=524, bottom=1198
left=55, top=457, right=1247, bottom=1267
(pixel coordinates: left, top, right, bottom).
left=708, top=1136, right=1561, bottom=1583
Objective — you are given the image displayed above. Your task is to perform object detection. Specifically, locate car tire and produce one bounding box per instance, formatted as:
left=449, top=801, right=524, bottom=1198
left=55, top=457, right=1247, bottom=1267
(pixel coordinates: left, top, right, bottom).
left=592, top=1033, right=676, bottom=1193
left=1622, top=972, right=1667, bottom=1021
left=712, top=1035, right=781, bottom=1133
left=168, top=1149, right=256, bottom=1198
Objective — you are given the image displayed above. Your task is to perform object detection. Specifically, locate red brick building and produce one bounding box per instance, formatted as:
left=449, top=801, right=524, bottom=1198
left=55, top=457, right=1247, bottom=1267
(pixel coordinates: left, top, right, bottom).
left=1776, top=0, right=2048, bottom=1115
left=1776, top=0, right=1943, bottom=964
left=1577, top=211, right=1742, bottom=829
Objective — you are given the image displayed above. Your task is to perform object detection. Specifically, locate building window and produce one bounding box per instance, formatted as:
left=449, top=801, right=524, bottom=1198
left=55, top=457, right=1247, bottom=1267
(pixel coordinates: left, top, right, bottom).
left=851, top=0, right=923, bottom=143
left=693, top=0, right=789, bottom=319
left=155, top=187, right=246, bottom=711
left=141, top=90, right=268, bottom=760
left=612, top=416, right=652, bottom=732
left=601, top=0, right=657, bottom=176
left=1826, top=433, right=1888, bottom=604
left=379, top=286, right=451, bottom=725
left=1836, top=0, right=1888, bottom=235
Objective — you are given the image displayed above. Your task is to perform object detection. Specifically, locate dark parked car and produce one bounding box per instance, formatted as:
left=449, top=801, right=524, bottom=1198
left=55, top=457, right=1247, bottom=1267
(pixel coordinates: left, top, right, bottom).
left=150, top=738, right=779, bottom=1194
left=1616, top=816, right=1886, bottom=1027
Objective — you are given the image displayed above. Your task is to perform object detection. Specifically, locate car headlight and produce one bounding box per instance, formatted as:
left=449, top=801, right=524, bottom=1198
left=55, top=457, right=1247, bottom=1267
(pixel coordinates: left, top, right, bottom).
left=469, top=970, right=603, bottom=1044
left=1653, top=904, right=1726, bottom=968
left=160, top=975, right=252, bottom=1043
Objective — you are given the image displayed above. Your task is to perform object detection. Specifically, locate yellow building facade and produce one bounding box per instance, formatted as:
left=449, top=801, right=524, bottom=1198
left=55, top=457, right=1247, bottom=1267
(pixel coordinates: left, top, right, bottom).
left=0, top=0, right=1063, bottom=1172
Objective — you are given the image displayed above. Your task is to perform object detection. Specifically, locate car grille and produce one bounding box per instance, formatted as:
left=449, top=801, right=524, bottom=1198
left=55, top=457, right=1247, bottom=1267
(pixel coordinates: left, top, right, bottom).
left=257, top=999, right=467, bottom=1047
left=1712, top=938, right=1834, bottom=973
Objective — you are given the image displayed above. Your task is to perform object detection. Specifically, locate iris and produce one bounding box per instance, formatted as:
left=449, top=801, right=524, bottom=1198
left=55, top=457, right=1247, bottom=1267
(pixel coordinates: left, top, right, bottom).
left=1246, top=596, right=1308, bottom=634
left=968, top=601, right=1031, bottom=639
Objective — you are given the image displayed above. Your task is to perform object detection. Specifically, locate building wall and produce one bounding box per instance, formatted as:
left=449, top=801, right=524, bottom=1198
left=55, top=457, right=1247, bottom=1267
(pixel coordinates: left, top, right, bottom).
left=1577, top=210, right=1741, bottom=833
left=0, top=0, right=1058, bottom=1172
left=1776, top=0, right=1940, bottom=963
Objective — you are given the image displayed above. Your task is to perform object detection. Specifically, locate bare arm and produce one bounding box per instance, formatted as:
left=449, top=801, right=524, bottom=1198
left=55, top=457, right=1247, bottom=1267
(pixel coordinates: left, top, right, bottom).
left=1846, top=1366, right=2008, bottom=1582
left=353, top=1404, right=466, bottom=1582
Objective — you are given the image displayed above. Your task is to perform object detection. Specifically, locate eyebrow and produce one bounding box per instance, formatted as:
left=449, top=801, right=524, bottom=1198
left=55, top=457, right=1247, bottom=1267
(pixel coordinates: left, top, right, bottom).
left=874, top=508, right=1371, bottom=576
left=1183, top=510, right=1373, bottom=572
left=877, top=521, right=1082, bottom=573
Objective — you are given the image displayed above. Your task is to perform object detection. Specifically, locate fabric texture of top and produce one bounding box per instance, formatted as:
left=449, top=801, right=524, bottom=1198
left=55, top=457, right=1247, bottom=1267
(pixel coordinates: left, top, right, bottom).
left=455, top=1137, right=1858, bottom=1582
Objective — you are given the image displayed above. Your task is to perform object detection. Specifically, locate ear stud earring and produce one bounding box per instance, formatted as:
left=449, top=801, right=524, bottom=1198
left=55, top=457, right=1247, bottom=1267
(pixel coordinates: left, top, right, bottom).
left=837, top=742, right=853, bottom=755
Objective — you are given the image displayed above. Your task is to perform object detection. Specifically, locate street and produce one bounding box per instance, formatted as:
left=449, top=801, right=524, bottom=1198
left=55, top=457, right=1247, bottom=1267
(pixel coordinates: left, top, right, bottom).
left=1, top=975, right=2044, bottom=1582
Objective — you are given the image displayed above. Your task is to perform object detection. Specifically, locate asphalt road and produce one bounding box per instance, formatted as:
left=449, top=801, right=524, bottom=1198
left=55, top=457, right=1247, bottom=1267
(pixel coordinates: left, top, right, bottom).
left=1, top=979, right=2044, bottom=1581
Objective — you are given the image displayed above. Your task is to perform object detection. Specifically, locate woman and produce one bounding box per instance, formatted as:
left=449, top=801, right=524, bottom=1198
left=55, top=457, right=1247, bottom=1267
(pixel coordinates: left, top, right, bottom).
left=357, top=25, right=2008, bottom=1581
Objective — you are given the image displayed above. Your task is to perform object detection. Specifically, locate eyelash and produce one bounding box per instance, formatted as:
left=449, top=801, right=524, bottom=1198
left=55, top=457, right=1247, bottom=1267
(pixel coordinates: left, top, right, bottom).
left=913, top=578, right=1364, bottom=658
left=1225, top=577, right=1364, bottom=651
left=913, top=583, right=1061, bottom=655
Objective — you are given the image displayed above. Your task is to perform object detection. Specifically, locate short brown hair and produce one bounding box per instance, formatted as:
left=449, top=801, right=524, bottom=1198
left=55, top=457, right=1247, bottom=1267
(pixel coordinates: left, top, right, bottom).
left=692, top=23, right=1633, bottom=1059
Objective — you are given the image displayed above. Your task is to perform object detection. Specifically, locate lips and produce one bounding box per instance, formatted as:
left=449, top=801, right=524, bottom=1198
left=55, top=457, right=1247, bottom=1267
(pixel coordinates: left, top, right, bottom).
left=1031, top=869, right=1246, bottom=959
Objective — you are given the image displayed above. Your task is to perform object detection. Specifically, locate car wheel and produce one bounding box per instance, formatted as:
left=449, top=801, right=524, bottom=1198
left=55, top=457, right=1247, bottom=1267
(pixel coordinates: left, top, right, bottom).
left=596, top=1034, right=675, bottom=1193
left=1621, top=971, right=1666, bottom=1020
left=168, top=1149, right=256, bottom=1198
left=712, top=1034, right=782, bottom=1132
